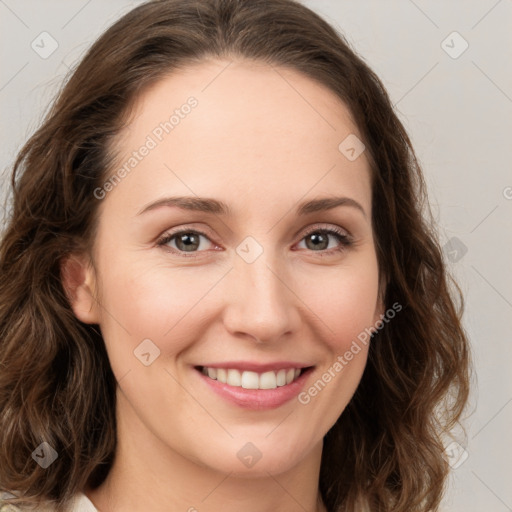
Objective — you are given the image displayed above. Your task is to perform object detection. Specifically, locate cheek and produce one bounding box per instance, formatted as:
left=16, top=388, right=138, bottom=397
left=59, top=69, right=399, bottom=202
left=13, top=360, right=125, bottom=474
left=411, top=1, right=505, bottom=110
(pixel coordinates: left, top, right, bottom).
left=95, top=257, right=228, bottom=365
left=293, top=267, right=377, bottom=427
left=296, top=255, right=380, bottom=348
left=291, top=254, right=379, bottom=406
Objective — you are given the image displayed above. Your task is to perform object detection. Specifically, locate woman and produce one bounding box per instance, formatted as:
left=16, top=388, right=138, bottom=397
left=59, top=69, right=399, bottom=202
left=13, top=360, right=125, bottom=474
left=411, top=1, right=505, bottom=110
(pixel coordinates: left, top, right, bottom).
left=0, top=0, right=470, bottom=510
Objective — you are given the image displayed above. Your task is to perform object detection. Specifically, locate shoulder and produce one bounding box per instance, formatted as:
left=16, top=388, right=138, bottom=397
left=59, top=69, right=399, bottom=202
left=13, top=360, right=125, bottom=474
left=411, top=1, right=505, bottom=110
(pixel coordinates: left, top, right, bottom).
left=0, top=503, right=21, bottom=512
left=0, top=493, right=23, bottom=512
left=0, top=492, right=97, bottom=512
left=0, top=492, right=53, bottom=511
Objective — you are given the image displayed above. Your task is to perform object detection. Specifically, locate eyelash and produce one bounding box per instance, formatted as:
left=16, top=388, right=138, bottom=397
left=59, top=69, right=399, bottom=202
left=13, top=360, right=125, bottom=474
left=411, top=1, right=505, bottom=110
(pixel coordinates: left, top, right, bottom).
left=156, top=225, right=353, bottom=259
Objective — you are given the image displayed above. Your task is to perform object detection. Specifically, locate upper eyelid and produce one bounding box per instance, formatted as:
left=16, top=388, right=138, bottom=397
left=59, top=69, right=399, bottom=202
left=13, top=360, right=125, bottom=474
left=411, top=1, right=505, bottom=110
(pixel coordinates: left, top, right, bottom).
left=301, top=224, right=350, bottom=237
left=162, top=223, right=349, bottom=237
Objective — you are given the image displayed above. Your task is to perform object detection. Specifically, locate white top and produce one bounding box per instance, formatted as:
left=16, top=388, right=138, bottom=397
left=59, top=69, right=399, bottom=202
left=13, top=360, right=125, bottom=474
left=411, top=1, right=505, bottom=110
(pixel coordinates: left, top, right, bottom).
left=0, top=492, right=98, bottom=512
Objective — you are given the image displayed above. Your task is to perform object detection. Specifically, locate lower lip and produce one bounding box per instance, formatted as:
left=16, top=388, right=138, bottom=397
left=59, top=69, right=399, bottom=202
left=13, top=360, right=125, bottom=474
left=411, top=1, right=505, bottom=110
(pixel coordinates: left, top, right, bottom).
left=195, top=367, right=313, bottom=410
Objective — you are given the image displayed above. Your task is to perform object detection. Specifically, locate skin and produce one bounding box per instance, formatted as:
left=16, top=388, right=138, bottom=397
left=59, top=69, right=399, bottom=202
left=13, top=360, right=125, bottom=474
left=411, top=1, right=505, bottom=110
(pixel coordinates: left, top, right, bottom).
left=64, top=58, right=384, bottom=512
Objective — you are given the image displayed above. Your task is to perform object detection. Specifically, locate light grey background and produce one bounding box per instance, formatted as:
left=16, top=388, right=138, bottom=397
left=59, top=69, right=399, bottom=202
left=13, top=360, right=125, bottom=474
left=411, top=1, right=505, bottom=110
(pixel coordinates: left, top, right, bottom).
left=1, top=1, right=511, bottom=510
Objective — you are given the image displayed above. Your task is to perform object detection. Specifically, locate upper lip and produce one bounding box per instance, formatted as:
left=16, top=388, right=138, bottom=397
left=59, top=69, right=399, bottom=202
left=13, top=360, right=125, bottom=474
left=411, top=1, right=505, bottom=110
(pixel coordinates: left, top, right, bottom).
left=196, top=361, right=314, bottom=372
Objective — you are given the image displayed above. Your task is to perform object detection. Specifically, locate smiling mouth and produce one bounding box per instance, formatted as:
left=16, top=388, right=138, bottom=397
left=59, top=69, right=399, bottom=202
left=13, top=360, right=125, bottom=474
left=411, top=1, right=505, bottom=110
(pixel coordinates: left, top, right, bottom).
left=195, top=366, right=312, bottom=390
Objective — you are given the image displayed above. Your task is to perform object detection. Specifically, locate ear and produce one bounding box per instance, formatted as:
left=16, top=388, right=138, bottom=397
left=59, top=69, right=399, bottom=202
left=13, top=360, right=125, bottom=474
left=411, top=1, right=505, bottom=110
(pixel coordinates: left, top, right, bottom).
left=60, top=253, right=101, bottom=324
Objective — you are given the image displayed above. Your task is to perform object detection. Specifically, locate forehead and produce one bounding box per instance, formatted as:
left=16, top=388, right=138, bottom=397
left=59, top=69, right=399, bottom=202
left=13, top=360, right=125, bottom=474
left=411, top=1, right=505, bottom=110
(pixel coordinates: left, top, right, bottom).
left=107, top=58, right=372, bottom=218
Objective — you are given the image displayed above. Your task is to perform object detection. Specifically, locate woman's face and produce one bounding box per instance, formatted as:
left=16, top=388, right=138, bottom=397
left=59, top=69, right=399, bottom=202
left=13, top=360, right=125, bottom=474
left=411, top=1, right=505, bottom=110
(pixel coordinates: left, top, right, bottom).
left=74, top=59, right=383, bottom=476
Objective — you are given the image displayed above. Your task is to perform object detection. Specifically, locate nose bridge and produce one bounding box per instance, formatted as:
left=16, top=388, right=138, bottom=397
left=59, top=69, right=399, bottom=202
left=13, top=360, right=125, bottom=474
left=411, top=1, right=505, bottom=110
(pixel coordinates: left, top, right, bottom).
left=222, top=242, right=299, bottom=343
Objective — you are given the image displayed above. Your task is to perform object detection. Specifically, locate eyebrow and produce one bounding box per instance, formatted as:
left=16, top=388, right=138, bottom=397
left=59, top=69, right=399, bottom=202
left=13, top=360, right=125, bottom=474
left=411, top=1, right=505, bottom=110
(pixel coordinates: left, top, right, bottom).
left=137, top=195, right=366, bottom=218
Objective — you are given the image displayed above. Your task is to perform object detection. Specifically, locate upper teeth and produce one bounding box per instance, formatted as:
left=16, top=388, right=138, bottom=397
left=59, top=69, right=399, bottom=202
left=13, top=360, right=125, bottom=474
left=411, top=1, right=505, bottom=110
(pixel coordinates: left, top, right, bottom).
left=201, top=367, right=302, bottom=389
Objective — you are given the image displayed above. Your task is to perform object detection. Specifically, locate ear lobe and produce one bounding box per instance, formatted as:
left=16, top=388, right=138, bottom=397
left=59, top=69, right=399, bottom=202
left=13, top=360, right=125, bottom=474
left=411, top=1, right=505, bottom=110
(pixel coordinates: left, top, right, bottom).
left=60, top=253, right=101, bottom=324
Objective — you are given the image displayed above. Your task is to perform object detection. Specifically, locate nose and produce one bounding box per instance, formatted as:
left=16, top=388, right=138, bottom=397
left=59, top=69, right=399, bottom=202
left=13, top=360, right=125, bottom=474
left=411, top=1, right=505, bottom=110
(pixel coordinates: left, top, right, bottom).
left=221, top=249, right=301, bottom=344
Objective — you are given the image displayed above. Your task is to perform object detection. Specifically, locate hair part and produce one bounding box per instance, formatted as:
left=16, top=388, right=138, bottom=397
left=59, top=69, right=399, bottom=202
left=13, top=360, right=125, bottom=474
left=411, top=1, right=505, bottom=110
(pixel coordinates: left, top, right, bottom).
left=0, top=1, right=470, bottom=511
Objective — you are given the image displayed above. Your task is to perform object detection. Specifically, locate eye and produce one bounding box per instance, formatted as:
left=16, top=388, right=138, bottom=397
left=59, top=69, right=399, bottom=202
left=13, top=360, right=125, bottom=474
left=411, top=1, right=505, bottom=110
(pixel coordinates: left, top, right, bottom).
left=296, top=226, right=352, bottom=254
left=157, top=230, right=215, bottom=255
left=157, top=225, right=353, bottom=258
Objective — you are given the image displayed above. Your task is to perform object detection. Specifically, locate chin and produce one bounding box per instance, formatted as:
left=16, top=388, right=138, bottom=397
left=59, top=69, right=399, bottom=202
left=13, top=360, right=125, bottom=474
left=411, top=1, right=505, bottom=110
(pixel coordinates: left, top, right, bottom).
left=190, top=437, right=316, bottom=478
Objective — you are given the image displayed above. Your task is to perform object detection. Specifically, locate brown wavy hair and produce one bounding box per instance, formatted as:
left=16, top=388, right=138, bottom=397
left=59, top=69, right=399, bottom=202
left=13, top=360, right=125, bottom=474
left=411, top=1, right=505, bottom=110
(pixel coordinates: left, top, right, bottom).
left=0, top=0, right=470, bottom=510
